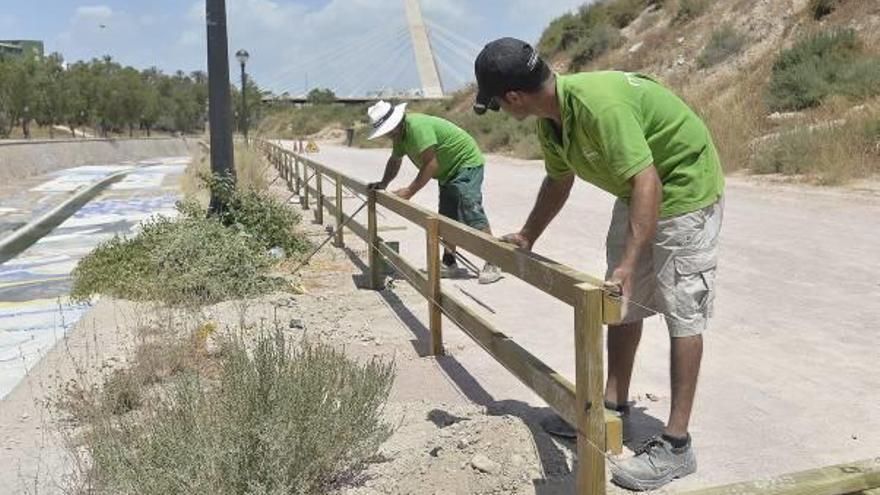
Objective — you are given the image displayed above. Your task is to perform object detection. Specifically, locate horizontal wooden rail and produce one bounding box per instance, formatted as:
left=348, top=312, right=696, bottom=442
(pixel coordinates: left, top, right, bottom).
left=259, top=140, right=623, bottom=493
left=681, top=457, right=880, bottom=495
left=375, top=192, right=431, bottom=228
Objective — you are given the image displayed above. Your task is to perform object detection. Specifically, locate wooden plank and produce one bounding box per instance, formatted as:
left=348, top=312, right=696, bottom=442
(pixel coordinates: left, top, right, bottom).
left=301, top=161, right=310, bottom=209
left=296, top=155, right=366, bottom=195
left=436, top=217, right=608, bottom=313
left=314, top=172, right=324, bottom=225
left=375, top=191, right=430, bottom=228
left=439, top=290, right=578, bottom=423
left=574, top=283, right=606, bottom=495
left=334, top=178, right=344, bottom=247
left=376, top=240, right=428, bottom=296
left=367, top=191, right=383, bottom=290
left=426, top=216, right=443, bottom=355
left=681, top=457, right=880, bottom=495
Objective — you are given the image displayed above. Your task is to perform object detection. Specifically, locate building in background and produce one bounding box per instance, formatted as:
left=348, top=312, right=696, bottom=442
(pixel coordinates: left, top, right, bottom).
left=0, top=40, right=44, bottom=60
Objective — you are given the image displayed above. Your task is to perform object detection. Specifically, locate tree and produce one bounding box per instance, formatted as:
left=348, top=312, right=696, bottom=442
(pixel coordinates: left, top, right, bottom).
left=33, top=54, right=68, bottom=138
left=307, top=87, right=336, bottom=104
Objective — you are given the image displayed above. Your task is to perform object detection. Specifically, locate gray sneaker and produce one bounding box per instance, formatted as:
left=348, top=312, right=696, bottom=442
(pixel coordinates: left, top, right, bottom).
left=611, top=435, right=696, bottom=491
left=478, top=262, right=503, bottom=284
left=541, top=402, right=630, bottom=439
left=439, top=262, right=466, bottom=279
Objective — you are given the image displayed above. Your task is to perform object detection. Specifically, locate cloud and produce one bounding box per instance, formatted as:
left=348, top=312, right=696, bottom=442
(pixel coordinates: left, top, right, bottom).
left=47, top=0, right=586, bottom=97
left=74, top=5, right=114, bottom=20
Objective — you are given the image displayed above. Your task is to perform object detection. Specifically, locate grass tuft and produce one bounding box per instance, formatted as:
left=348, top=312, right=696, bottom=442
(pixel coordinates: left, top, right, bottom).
left=697, top=24, right=747, bottom=69
left=63, top=330, right=395, bottom=495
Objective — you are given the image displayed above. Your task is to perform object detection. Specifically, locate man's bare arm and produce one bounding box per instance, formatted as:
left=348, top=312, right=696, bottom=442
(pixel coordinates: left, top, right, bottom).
left=606, top=165, right=662, bottom=297
left=504, top=173, right=575, bottom=250
left=393, top=147, right=438, bottom=200
left=368, top=155, right=403, bottom=190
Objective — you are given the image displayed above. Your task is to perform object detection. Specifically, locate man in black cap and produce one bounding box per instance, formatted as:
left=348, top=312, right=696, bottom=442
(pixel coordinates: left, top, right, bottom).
left=474, top=37, right=725, bottom=491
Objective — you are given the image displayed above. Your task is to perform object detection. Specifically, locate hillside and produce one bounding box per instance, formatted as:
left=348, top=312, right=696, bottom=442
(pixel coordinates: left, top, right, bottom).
left=261, top=0, right=880, bottom=185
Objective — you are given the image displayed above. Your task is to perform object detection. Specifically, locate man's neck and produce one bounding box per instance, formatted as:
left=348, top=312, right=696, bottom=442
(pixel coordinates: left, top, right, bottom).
left=533, top=75, right=562, bottom=126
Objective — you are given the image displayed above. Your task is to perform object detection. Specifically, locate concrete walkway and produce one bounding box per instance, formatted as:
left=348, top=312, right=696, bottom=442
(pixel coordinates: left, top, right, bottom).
left=288, top=142, right=880, bottom=490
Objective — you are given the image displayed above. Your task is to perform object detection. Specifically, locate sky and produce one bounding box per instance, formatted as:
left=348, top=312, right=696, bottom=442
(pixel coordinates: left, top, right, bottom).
left=0, top=0, right=591, bottom=96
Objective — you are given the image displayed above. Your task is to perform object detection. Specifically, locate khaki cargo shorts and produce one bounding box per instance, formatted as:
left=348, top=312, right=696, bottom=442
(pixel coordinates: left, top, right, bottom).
left=605, top=198, right=723, bottom=337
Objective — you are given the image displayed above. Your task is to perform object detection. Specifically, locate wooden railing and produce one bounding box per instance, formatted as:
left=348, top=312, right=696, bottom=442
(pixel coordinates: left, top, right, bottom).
left=256, top=139, right=880, bottom=495
left=257, top=138, right=622, bottom=494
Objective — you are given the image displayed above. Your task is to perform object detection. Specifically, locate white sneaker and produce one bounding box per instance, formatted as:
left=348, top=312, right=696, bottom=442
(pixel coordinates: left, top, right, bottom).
left=478, top=263, right=502, bottom=284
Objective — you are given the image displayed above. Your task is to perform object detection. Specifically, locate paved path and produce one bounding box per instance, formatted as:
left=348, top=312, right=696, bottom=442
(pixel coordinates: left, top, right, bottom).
left=289, top=143, right=880, bottom=489
left=0, top=156, right=188, bottom=399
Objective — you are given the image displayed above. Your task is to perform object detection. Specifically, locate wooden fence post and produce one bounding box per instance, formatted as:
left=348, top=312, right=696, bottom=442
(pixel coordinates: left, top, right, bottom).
left=314, top=171, right=324, bottom=225
left=426, top=215, right=443, bottom=356
left=574, top=283, right=607, bottom=495
left=295, top=157, right=302, bottom=195
left=334, top=176, right=344, bottom=248
left=367, top=189, right=383, bottom=290
left=301, top=161, right=310, bottom=209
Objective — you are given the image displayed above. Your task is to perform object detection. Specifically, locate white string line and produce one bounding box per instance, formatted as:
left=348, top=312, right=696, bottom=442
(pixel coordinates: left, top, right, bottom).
left=260, top=23, right=401, bottom=91
left=429, top=26, right=480, bottom=71
left=378, top=40, right=421, bottom=95
left=429, top=40, right=473, bottom=87
left=284, top=26, right=409, bottom=97
left=266, top=26, right=403, bottom=94
left=425, top=20, right=484, bottom=53
left=331, top=27, right=412, bottom=96
left=329, top=27, right=412, bottom=96
left=345, top=28, right=414, bottom=97
left=260, top=27, right=392, bottom=91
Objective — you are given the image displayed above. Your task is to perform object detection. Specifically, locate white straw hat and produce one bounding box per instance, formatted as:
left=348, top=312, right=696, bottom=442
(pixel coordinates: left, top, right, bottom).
left=367, top=100, right=407, bottom=140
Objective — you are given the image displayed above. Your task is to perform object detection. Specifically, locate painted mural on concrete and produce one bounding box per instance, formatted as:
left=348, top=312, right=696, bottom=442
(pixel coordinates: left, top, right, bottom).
left=0, top=156, right=188, bottom=398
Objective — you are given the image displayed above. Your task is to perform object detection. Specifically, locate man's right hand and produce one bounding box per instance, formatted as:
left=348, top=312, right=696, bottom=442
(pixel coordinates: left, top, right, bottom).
left=500, top=232, right=532, bottom=251
left=367, top=181, right=387, bottom=190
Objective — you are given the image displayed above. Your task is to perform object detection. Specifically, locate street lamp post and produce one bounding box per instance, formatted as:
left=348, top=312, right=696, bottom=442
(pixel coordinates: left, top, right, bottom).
left=206, top=0, right=236, bottom=213
left=235, top=49, right=250, bottom=144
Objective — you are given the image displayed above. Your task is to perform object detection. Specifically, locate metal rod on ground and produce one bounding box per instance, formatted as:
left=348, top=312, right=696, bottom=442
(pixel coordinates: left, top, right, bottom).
left=289, top=200, right=368, bottom=276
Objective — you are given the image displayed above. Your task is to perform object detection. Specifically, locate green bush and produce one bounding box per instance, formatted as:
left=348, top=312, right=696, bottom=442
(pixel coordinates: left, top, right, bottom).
left=260, top=103, right=366, bottom=138
left=71, top=213, right=283, bottom=307
left=752, top=130, right=815, bottom=175
left=569, top=22, right=623, bottom=70
left=765, top=28, right=880, bottom=111
left=697, top=24, right=747, bottom=68
left=606, top=0, right=651, bottom=28
left=538, top=13, right=583, bottom=55
left=205, top=175, right=309, bottom=255
left=809, top=0, right=840, bottom=19
left=77, top=333, right=394, bottom=495
left=673, top=0, right=709, bottom=24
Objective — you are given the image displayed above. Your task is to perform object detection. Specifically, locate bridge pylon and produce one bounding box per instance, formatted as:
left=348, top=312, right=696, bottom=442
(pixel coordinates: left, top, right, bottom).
left=404, top=0, right=444, bottom=98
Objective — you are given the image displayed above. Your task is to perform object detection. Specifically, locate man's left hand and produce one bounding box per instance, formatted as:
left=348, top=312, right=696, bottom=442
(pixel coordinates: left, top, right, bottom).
left=392, top=187, right=414, bottom=200
left=605, top=265, right=633, bottom=300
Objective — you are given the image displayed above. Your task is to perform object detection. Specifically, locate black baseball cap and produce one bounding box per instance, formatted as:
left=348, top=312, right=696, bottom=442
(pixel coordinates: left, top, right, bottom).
left=473, top=37, right=550, bottom=115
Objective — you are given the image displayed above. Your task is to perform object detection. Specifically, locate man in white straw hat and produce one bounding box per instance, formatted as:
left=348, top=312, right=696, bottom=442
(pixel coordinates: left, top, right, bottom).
left=365, top=100, right=502, bottom=284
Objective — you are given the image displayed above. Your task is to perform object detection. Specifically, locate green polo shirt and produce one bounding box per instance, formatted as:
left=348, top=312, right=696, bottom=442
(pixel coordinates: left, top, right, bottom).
left=392, top=113, right=483, bottom=185
left=538, top=72, right=724, bottom=217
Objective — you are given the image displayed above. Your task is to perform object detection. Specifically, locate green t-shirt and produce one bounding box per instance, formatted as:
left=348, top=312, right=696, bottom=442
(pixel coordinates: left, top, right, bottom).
left=392, top=113, right=483, bottom=184
left=538, top=72, right=724, bottom=217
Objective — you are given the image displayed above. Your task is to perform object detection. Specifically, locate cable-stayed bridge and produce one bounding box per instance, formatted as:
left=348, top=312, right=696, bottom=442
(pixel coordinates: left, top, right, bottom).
left=261, top=0, right=481, bottom=103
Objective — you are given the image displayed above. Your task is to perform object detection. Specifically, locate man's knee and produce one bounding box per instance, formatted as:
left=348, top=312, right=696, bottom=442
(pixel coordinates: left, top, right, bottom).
left=609, top=320, right=643, bottom=334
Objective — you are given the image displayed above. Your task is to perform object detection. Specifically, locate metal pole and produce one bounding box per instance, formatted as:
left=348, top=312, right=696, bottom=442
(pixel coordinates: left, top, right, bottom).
left=206, top=0, right=236, bottom=213
left=240, top=62, right=248, bottom=144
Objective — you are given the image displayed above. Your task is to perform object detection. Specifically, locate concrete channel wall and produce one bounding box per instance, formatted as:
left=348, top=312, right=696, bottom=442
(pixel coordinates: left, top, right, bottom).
left=0, top=137, right=196, bottom=182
